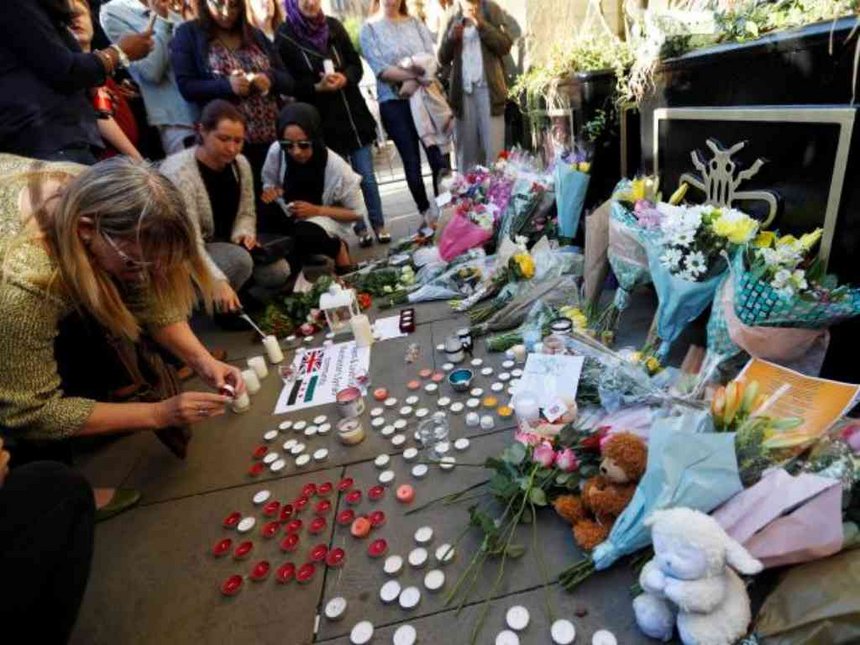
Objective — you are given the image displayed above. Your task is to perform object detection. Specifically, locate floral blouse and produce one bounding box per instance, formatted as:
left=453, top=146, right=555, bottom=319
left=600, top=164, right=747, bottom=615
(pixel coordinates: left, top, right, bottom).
left=208, top=41, right=278, bottom=144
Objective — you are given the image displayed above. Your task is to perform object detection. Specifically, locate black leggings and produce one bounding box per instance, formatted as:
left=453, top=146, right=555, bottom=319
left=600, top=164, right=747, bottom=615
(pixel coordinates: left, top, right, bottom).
left=286, top=221, right=342, bottom=273
left=0, top=461, right=95, bottom=643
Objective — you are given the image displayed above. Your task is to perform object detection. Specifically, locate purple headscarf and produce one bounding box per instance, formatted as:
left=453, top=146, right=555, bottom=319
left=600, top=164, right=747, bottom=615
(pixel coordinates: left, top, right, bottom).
left=284, top=0, right=330, bottom=53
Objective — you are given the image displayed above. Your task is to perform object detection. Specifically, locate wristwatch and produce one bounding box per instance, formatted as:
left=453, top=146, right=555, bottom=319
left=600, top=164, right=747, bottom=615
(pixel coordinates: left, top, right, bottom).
left=110, top=44, right=130, bottom=69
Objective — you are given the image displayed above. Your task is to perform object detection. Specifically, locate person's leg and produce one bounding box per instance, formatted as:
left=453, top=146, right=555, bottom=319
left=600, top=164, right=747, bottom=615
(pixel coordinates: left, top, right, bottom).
left=380, top=100, right=430, bottom=213
left=286, top=222, right=344, bottom=275
left=0, top=461, right=95, bottom=643
left=476, top=86, right=505, bottom=164
left=423, top=143, right=448, bottom=197
left=204, top=242, right=254, bottom=291
left=456, top=91, right=481, bottom=172
left=348, top=144, right=387, bottom=233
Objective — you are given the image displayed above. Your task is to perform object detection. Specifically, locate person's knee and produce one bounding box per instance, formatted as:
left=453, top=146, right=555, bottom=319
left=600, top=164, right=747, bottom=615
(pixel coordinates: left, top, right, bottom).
left=253, top=260, right=291, bottom=289
left=221, top=247, right=254, bottom=290
left=8, top=461, right=95, bottom=516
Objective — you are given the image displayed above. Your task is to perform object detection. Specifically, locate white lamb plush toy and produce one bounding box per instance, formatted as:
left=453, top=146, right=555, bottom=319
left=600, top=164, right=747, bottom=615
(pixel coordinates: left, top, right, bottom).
left=632, top=507, right=763, bottom=645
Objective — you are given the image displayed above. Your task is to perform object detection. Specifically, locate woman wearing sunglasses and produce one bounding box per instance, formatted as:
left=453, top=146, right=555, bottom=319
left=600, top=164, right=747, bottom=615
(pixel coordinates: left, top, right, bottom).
left=261, top=103, right=363, bottom=275
left=0, top=153, right=245, bottom=519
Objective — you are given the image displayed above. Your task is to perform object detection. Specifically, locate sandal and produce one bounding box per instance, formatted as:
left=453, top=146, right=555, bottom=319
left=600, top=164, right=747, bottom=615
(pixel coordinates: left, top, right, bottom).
left=95, top=488, right=142, bottom=522
left=375, top=229, right=392, bottom=244
left=358, top=232, right=374, bottom=248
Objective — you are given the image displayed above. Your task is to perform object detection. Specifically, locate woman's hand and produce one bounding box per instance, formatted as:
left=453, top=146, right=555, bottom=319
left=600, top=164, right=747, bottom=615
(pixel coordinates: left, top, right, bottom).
left=292, top=201, right=321, bottom=219
left=236, top=235, right=257, bottom=251
left=327, top=72, right=347, bottom=90
left=399, top=79, right=420, bottom=98
left=229, top=74, right=251, bottom=97
left=213, top=280, right=242, bottom=312
left=314, top=73, right=341, bottom=93
left=154, top=391, right=230, bottom=427
left=0, top=438, right=9, bottom=489
left=261, top=187, right=283, bottom=204
left=251, top=73, right=272, bottom=95
left=117, top=31, right=155, bottom=62
left=193, top=355, right=246, bottom=395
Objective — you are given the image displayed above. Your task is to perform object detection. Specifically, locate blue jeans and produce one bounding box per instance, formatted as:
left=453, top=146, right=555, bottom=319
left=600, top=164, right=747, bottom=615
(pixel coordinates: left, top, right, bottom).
left=380, top=99, right=448, bottom=214
left=346, top=144, right=385, bottom=233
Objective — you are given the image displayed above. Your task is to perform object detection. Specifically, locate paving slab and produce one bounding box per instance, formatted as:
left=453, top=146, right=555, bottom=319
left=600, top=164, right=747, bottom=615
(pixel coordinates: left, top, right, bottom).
left=320, top=580, right=648, bottom=645
left=72, top=467, right=341, bottom=645
left=316, top=430, right=605, bottom=642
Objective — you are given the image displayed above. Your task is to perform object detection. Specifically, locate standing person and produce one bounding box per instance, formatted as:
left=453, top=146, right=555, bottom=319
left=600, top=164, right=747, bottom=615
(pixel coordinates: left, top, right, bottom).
left=246, top=0, right=284, bottom=41
left=360, top=0, right=449, bottom=226
left=261, top=103, right=362, bottom=275
left=170, top=0, right=294, bottom=186
left=439, top=0, right=511, bottom=171
left=0, top=154, right=243, bottom=514
left=277, top=0, right=390, bottom=247
left=70, top=0, right=143, bottom=161
left=101, top=0, right=200, bottom=155
left=160, top=100, right=291, bottom=314
left=0, top=448, right=96, bottom=644
left=0, top=0, right=154, bottom=164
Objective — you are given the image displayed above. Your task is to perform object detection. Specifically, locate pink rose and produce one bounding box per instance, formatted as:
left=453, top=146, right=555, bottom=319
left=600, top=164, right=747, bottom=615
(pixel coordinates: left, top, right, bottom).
left=514, top=431, right=542, bottom=447
left=556, top=448, right=579, bottom=473
left=532, top=442, right=556, bottom=468
left=299, top=322, right=316, bottom=337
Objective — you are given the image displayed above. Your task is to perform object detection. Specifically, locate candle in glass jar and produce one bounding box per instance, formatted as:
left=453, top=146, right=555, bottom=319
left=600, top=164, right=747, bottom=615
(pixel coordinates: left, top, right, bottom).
left=231, top=390, right=251, bottom=413
left=247, top=356, right=268, bottom=379
left=262, top=335, right=284, bottom=364
left=241, top=369, right=261, bottom=395
left=350, top=314, right=374, bottom=348
left=511, top=344, right=527, bottom=363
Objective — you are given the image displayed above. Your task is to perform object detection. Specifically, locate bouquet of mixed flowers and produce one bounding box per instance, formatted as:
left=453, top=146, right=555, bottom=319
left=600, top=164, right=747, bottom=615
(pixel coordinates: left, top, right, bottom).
left=260, top=275, right=334, bottom=337
left=646, top=203, right=759, bottom=359
left=707, top=227, right=860, bottom=363
left=554, top=142, right=593, bottom=239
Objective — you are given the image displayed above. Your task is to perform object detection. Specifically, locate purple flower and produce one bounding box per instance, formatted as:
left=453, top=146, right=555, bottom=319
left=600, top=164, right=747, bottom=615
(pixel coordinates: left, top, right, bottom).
left=634, top=200, right=662, bottom=230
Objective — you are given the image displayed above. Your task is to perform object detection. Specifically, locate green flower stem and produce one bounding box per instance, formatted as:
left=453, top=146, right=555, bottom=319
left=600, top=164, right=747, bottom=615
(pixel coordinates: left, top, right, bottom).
left=405, top=479, right=489, bottom=516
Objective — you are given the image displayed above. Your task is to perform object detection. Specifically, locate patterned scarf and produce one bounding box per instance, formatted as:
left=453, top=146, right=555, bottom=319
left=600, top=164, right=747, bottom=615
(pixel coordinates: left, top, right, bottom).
left=284, top=0, right=329, bottom=53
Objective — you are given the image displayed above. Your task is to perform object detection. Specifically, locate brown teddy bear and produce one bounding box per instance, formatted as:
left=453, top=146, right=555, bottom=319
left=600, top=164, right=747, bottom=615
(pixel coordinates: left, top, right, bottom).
left=553, top=432, right=648, bottom=551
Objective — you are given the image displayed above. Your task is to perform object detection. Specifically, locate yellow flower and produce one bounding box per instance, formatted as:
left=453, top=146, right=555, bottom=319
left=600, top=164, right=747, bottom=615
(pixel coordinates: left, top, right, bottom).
left=630, top=179, right=646, bottom=202
left=799, top=229, right=822, bottom=252
left=713, top=212, right=759, bottom=244
left=645, top=356, right=662, bottom=374
left=630, top=351, right=643, bottom=363
left=512, top=252, right=535, bottom=280
left=668, top=182, right=688, bottom=206
left=561, top=307, right=589, bottom=331
left=753, top=231, right=776, bottom=248
left=577, top=162, right=591, bottom=174
left=777, top=234, right=798, bottom=247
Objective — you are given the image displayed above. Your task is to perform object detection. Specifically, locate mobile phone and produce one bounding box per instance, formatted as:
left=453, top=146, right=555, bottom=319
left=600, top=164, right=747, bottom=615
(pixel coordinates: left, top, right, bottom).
left=323, top=59, right=336, bottom=76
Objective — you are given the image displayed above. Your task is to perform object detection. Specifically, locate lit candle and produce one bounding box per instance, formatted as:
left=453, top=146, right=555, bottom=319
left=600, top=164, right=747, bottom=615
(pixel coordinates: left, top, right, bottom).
left=241, top=369, right=261, bottom=395
left=231, top=390, right=251, bottom=413
left=247, top=356, right=268, bottom=379
left=262, top=335, right=284, bottom=364
left=350, top=314, right=374, bottom=348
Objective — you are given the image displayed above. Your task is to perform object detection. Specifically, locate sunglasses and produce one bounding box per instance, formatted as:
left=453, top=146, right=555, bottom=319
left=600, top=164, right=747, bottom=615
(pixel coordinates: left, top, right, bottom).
left=279, top=140, right=313, bottom=152
left=103, top=232, right=154, bottom=270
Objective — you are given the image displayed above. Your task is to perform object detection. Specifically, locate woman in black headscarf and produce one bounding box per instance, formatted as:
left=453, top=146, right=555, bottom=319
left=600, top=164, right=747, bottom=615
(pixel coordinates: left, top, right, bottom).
left=261, top=103, right=364, bottom=275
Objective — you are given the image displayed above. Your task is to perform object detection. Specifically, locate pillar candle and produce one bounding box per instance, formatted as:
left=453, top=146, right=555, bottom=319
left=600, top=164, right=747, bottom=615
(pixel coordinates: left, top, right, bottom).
left=247, top=356, right=268, bottom=379
left=262, top=335, right=284, bottom=364
left=350, top=314, right=374, bottom=348
left=230, top=390, right=251, bottom=413
left=241, top=369, right=261, bottom=395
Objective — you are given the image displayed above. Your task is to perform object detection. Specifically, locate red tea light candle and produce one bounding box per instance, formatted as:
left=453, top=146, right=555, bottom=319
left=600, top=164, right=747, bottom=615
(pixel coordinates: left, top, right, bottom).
left=317, top=482, right=334, bottom=497
left=350, top=516, right=372, bottom=538
left=326, top=547, right=346, bottom=569
left=279, top=503, right=294, bottom=523
left=233, top=541, right=254, bottom=560
left=368, top=538, right=388, bottom=558
left=367, top=485, right=386, bottom=502
left=396, top=485, right=415, bottom=504
left=294, top=496, right=310, bottom=512
left=261, top=521, right=280, bottom=539
left=248, top=462, right=265, bottom=477
left=285, top=519, right=303, bottom=533
left=296, top=563, right=316, bottom=584
left=309, top=544, right=328, bottom=563
left=250, top=560, right=271, bottom=582
left=308, top=517, right=327, bottom=535
left=302, top=483, right=317, bottom=498
left=337, top=477, right=355, bottom=492
left=369, top=510, right=386, bottom=528
left=337, top=509, right=356, bottom=526
left=279, top=533, right=300, bottom=553
left=315, top=500, right=332, bottom=515
left=212, top=538, right=232, bottom=557
left=275, top=562, right=296, bottom=584
left=345, top=490, right=362, bottom=506
left=407, top=380, right=421, bottom=390
left=419, top=368, right=433, bottom=379
left=262, top=501, right=280, bottom=518
left=223, top=511, right=242, bottom=529
left=431, top=372, right=445, bottom=383
left=220, top=574, right=243, bottom=597
left=373, top=387, right=389, bottom=401
left=252, top=445, right=268, bottom=460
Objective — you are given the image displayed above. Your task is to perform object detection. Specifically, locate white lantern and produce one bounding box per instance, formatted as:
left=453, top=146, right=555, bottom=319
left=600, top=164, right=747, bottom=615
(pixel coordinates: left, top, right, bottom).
left=319, top=283, right=360, bottom=335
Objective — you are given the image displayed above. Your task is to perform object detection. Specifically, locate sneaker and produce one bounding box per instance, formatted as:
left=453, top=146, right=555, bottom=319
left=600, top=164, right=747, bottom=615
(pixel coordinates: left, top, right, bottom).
left=374, top=228, right=391, bottom=244
left=358, top=232, right=373, bottom=248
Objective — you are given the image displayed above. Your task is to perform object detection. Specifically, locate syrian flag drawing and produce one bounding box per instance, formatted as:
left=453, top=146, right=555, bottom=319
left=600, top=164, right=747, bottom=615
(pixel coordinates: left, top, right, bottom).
left=287, top=348, right=324, bottom=406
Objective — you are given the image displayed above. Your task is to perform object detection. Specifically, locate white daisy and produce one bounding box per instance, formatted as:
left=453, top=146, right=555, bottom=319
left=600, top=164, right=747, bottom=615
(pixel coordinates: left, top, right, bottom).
left=685, top=251, right=707, bottom=277
left=660, top=248, right=683, bottom=271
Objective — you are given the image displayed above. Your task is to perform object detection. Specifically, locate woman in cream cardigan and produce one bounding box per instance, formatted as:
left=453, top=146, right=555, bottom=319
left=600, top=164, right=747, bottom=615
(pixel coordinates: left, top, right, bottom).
left=160, top=100, right=291, bottom=313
